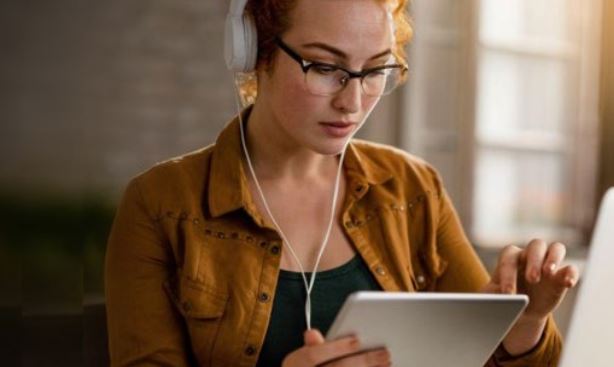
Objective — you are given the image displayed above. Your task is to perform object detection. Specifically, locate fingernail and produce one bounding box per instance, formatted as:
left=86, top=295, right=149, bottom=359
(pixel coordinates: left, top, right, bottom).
left=350, top=337, right=360, bottom=348
left=532, top=269, right=541, bottom=282
left=375, top=350, right=390, bottom=363
left=565, top=276, right=575, bottom=287
left=376, top=353, right=388, bottom=362
left=548, top=263, right=556, bottom=274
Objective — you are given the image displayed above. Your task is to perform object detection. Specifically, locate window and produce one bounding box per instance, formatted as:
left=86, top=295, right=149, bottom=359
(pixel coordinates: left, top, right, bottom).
left=404, top=0, right=602, bottom=248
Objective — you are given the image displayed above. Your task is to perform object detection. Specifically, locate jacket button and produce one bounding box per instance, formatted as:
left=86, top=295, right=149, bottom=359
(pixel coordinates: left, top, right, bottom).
left=217, top=232, right=225, bottom=239
left=270, top=245, right=280, bottom=255
left=375, top=266, right=386, bottom=276
left=259, top=241, right=268, bottom=248
left=192, top=218, right=200, bottom=224
left=416, top=274, right=426, bottom=284
left=244, top=345, right=257, bottom=356
left=258, top=292, right=270, bottom=303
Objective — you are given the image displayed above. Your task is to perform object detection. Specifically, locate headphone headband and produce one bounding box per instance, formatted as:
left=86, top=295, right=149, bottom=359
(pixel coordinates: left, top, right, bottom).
left=228, top=0, right=249, bottom=16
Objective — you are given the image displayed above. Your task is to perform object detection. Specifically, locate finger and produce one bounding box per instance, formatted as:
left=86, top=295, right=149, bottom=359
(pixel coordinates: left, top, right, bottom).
left=321, top=348, right=390, bottom=367
left=304, top=329, right=326, bottom=346
left=552, top=264, right=580, bottom=289
left=542, top=242, right=567, bottom=277
left=305, top=336, right=361, bottom=366
left=524, top=239, right=548, bottom=283
left=481, top=281, right=501, bottom=294
left=496, top=245, right=522, bottom=294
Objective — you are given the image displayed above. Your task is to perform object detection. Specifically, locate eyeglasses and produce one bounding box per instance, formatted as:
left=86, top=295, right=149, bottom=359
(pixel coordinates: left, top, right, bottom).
left=275, top=38, right=408, bottom=97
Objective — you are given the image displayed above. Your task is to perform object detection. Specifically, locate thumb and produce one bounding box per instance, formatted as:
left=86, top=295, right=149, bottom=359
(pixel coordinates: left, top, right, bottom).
left=303, top=329, right=325, bottom=346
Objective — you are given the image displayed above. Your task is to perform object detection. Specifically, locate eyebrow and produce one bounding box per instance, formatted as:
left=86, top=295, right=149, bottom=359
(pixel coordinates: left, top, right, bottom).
left=301, top=42, right=392, bottom=61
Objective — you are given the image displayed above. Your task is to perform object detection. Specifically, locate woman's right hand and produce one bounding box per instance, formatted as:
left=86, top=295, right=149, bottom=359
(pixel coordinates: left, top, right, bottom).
left=281, top=329, right=391, bottom=367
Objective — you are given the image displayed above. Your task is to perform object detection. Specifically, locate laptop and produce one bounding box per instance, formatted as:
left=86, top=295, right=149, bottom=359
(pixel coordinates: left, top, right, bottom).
left=559, top=187, right=614, bottom=367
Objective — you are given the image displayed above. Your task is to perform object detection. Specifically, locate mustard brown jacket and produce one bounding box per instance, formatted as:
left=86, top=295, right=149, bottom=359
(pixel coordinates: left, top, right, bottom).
left=105, top=112, right=562, bottom=366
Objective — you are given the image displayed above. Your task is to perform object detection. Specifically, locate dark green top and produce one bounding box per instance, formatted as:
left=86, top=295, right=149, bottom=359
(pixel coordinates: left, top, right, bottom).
left=256, top=255, right=382, bottom=367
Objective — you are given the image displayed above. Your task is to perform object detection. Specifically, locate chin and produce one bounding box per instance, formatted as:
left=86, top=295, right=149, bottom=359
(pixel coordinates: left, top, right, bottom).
left=311, top=141, right=349, bottom=156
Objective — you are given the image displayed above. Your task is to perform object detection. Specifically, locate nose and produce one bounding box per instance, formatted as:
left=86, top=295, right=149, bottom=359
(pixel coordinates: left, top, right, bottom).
left=332, top=78, right=362, bottom=114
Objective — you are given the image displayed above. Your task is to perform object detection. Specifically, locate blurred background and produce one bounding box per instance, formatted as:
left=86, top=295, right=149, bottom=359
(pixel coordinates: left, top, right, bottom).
left=0, top=0, right=612, bottom=365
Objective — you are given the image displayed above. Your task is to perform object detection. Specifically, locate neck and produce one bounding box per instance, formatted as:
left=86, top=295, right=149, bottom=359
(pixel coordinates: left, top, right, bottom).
left=242, top=102, right=342, bottom=183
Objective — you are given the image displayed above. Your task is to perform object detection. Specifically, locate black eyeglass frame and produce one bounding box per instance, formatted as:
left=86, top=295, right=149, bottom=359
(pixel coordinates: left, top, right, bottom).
left=275, top=38, right=408, bottom=96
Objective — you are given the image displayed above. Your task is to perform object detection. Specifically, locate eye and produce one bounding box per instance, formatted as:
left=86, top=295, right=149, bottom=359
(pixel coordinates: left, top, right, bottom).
left=365, top=68, right=389, bottom=78
left=311, top=63, right=339, bottom=75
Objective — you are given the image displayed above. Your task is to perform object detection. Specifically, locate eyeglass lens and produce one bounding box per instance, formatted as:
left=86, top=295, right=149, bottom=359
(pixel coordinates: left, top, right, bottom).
left=304, top=66, right=401, bottom=96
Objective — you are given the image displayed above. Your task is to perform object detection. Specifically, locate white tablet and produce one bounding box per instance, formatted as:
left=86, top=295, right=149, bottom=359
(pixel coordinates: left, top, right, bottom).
left=326, top=292, right=528, bottom=367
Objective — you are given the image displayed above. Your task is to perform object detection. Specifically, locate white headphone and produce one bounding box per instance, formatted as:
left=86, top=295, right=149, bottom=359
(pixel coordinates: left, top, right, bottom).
left=225, top=0, right=258, bottom=72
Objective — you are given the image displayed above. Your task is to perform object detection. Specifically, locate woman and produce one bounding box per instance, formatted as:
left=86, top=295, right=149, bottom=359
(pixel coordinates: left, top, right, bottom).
left=105, top=0, right=578, bottom=366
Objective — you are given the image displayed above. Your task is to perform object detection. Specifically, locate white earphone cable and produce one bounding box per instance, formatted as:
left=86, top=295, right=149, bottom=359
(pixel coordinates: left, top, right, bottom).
left=232, top=77, right=353, bottom=330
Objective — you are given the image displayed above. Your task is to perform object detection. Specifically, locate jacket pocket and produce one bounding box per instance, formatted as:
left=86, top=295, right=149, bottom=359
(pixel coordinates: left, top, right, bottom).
left=164, top=274, right=228, bottom=364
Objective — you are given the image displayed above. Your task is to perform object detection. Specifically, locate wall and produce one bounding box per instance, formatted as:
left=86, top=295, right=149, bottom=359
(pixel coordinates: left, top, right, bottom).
left=1, top=1, right=238, bottom=197
left=0, top=0, right=395, bottom=199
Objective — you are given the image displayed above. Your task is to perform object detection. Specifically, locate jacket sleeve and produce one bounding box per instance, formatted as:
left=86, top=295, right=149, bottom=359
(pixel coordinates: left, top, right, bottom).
left=487, top=317, right=562, bottom=367
left=429, top=168, right=563, bottom=366
left=105, top=177, right=193, bottom=366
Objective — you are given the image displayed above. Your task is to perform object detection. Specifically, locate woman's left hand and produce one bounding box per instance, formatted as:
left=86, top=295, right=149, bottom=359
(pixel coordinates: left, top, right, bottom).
left=482, top=239, right=579, bottom=321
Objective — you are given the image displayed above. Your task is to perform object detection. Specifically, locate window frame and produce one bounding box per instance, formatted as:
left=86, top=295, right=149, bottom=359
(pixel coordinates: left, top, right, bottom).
left=401, top=0, right=603, bottom=249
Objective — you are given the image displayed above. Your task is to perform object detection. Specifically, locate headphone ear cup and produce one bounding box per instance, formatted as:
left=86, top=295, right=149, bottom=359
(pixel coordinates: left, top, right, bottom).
left=243, top=12, right=258, bottom=71
left=224, top=12, right=258, bottom=72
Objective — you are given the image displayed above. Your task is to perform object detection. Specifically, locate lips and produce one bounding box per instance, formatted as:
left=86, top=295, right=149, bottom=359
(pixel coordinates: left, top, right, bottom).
left=319, top=121, right=357, bottom=138
left=321, top=121, right=355, bottom=128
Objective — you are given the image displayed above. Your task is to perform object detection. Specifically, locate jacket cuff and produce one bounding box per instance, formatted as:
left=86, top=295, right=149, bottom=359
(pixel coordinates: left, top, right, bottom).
left=489, top=315, right=562, bottom=367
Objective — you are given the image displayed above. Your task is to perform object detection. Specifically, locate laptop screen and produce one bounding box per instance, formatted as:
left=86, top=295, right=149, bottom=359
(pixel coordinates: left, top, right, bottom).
left=559, top=188, right=614, bottom=367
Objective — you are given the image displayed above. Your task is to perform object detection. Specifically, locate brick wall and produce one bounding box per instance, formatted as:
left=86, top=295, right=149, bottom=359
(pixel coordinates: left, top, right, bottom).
left=1, top=1, right=237, bottom=197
